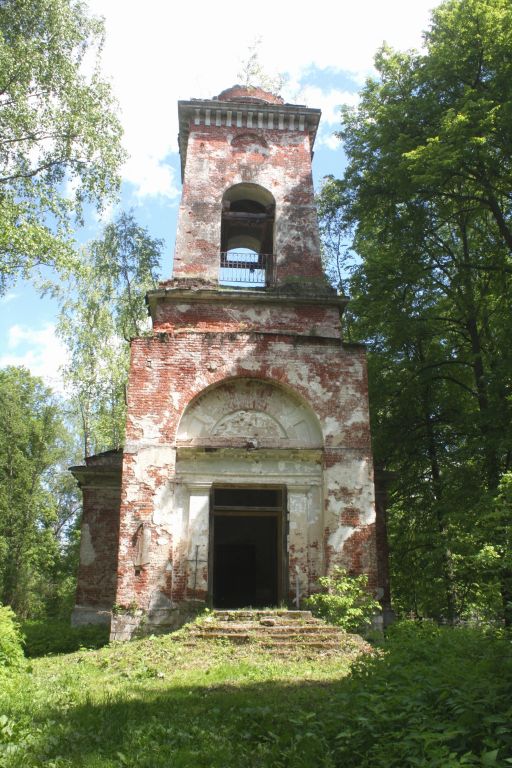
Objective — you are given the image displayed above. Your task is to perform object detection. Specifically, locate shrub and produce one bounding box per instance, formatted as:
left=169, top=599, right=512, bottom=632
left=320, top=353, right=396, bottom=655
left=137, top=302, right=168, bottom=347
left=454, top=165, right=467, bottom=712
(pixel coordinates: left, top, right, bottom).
left=0, top=604, right=25, bottom=671
left=21, top=620, right=109, bottom=657
left=305, top=567, right=381, bottom=633
left=325, top=623, right=512, bottom=766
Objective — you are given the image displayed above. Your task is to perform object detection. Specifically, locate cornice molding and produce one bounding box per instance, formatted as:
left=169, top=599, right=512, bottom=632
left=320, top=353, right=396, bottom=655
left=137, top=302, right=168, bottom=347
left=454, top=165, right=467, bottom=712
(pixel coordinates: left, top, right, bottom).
left=178, top=98, right=321, bottom=180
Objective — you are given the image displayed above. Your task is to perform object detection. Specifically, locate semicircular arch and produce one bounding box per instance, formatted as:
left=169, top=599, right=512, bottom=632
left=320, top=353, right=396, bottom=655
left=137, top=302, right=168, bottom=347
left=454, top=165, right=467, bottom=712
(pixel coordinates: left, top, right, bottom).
left=176, top=377, right=323, bottom=449
left=222, top=182, right=274, bottom=208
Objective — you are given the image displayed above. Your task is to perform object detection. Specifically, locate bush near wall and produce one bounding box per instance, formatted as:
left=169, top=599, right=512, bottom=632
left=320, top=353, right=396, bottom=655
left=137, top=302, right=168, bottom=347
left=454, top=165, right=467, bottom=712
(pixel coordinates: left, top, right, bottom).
left=21, top=620, right=109, bottom=657
left=0, top=604, right=25, bottom=671
left=305, top=567, right=381, bottom=633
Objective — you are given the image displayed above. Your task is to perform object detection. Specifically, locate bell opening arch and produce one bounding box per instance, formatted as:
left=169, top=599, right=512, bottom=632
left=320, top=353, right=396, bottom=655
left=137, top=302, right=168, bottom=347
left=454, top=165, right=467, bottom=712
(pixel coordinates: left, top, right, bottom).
left=220, top=183, right=276, bottom=287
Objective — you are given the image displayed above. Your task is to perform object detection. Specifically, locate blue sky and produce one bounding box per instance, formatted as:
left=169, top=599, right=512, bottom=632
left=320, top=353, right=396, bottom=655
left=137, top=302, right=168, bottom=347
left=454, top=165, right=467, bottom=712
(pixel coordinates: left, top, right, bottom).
left=0, top=0, right=443, bottom=393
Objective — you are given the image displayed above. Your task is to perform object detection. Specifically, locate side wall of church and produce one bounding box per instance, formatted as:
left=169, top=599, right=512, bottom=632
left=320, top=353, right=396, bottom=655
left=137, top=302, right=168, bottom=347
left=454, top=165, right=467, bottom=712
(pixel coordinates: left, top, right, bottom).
left=71, top=460, right=121, bottom=626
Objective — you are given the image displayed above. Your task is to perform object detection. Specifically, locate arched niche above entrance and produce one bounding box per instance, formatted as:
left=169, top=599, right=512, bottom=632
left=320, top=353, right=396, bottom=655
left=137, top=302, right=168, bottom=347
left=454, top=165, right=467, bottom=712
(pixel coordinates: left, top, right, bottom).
left=176, top=378, right=323, bottom=449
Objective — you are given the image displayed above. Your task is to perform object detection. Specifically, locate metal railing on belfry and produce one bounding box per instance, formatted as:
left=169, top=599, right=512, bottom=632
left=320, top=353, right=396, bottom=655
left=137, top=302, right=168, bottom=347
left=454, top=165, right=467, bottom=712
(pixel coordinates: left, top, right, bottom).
left=219, top=251, right=273, bottom=287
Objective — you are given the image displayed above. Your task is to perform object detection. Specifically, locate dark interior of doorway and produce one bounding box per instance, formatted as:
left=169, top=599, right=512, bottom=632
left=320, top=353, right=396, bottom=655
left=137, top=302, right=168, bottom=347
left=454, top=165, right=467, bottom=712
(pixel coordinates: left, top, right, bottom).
left=212, top=487, right=282, bottom=609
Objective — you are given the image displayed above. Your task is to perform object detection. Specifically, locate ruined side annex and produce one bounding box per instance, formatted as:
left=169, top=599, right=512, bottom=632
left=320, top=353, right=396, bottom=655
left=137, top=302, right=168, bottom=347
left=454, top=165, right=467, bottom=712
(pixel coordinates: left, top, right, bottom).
left=71, top=86, right=388, bottom=640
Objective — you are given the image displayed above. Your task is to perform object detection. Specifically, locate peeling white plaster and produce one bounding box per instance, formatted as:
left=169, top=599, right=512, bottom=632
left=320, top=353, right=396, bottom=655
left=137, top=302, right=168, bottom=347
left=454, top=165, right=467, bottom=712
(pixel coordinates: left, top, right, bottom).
left=289, top=493, right=307, bottom=515
left=153, top=481, right=175, bottom=531
left=323, top=416, right=340, bottom=439
left=326, top=496, right=344, bottom=517
left=79, top=523, right=95, bottom=566
left=170, top=390, right=181, bottom=410
left=328, top=526, right=354, bottom=552
left=133, top=446, right=176, bottom=486
left=131, top=414, right=163, bottom=441
left=308, top=487, right=321, bottom=523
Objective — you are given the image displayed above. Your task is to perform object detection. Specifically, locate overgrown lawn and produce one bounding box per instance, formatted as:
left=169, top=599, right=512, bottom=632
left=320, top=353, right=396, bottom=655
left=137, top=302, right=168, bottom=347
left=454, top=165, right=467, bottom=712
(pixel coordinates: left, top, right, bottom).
left=1, top=623, right=511, bottom=767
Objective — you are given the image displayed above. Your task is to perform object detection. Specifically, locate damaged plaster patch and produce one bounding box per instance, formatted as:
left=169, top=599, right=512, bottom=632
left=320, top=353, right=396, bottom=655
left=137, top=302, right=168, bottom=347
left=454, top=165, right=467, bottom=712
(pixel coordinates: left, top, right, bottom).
left=286, top=366, right=329, bottom=403
left=323, top=416, right=341, bottom=439
left=131, top=415, right=163, bottom=441
left=153, top=481, right=175, bottom=532
left=149, top=590, right=174, bottom=612
left=133, top=447, right=176, bottom=486
left=79, top=523, right=95, bottom=566
left=328, top=525, right=354, bottom=552
left=170, top=391, right=181, bottom=410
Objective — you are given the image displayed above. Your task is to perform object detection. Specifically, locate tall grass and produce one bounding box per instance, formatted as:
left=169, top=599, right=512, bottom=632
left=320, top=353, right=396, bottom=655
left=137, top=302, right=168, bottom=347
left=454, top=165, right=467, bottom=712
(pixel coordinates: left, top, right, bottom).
left=0, top=622, right=510, bottom=767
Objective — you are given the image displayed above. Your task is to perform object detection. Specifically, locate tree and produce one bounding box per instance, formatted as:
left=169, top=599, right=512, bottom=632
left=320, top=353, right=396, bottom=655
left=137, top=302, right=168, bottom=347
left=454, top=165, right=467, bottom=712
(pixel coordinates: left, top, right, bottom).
left=318, top=0, right=512, bottom=622
left=237, top=38, right=287, bottom=95
left=56, top=212, right=163, bottom=456
left=0, top=0, right=125, bottom=294
left=0, top=367, right=79, bottom=617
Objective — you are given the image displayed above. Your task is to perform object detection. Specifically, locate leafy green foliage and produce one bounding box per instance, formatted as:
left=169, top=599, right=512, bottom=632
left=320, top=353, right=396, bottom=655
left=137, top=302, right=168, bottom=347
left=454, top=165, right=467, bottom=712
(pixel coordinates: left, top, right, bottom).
left=0, top=0, right=125, bottom=294
left=0, top=367, right=80, bottom=618
left=21, top=620, right=109, bottom=657
left=318, top=0, right=512, bottom=623
left=0, top=625, right=510, bottom=766
left=0, top=605, right=24, bottom=671
left=305, top=567, right=381, bottom=632
left=329, top=623, right=512, bottom=767
left=55, top=211, right=162, bottom=456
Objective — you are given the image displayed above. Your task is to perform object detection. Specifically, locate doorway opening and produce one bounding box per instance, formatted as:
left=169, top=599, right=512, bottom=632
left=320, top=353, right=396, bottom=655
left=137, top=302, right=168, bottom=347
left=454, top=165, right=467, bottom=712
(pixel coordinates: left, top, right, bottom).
left=211, top=486, right=285, bottom=609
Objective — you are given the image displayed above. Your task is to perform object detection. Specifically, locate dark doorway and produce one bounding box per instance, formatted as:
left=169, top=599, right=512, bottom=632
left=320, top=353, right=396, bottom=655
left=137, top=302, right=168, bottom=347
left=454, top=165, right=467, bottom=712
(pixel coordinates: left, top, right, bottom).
left=211, top=487, right=284, bottom=609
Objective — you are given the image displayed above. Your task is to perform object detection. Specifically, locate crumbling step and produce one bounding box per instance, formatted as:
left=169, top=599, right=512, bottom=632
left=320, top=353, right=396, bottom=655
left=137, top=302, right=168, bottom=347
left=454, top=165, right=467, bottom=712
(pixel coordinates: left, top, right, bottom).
left=179, top=608, right=371, bottom=658
left=192, top=630, right=344, bottom=642
left=188, top=636, right=346, bottom=650
left=260, top=640, right=344, bottom=649
left=193, top=631, right=344, bottom=643
left=212, top=610, right=316, bottom=623
left=180, top=641, right=347, bottom=656
left=192, top=619, right=340, bottom=635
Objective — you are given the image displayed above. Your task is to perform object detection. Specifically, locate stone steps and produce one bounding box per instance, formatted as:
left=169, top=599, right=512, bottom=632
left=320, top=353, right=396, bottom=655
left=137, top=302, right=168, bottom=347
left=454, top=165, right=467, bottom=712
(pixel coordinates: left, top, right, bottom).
left=193, top=624, right=341, bottom=634
left=212, top=610, right=315, bottom=622
left=179, top=609, right=371, bottom=658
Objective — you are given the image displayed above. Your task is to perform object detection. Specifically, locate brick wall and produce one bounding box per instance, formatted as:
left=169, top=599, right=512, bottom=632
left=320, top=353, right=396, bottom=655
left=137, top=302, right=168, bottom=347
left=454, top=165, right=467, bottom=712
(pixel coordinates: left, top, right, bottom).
left=114, top=324, right=377, bottom=612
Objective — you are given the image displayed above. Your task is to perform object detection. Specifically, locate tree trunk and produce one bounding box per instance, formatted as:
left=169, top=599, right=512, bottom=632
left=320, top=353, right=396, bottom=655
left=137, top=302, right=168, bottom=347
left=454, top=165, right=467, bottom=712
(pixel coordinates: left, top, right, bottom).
left=418, top=346, right=458, bottom=623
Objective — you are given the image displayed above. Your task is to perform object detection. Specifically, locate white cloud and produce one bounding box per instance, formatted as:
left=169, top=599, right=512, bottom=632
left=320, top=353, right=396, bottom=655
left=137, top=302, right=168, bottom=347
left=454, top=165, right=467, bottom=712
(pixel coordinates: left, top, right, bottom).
left=124, top=155, right=180, bottom=200
left=87, top=0, right=443, bottom=198
left=0, top=292, right=19, bottom=305
left=318, top=133, right=342, bottom=151
left=0, top=323, right=69, bottom=394
left=295, top=87, right=360, bottom=126
left=93, top=199, right=116, bottom=225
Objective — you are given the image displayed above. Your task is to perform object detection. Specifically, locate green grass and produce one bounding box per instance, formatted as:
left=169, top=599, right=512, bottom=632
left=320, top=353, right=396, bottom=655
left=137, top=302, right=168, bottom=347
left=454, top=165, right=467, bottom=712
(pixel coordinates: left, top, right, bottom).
left=0, top=623, right=511, bottom=767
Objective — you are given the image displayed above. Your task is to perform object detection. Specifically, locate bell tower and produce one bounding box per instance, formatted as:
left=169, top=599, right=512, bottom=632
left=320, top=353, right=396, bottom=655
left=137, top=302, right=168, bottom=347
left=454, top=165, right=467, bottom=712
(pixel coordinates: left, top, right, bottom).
left=73, top=86, right=381, bottom=639
left=172, top=85, right=325, bottom=288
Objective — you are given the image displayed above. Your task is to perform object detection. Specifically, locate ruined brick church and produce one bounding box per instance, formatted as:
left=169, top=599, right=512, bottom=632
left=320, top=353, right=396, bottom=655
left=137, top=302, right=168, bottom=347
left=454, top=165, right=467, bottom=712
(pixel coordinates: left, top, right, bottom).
left=71, top=86, right=390, bottom=640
